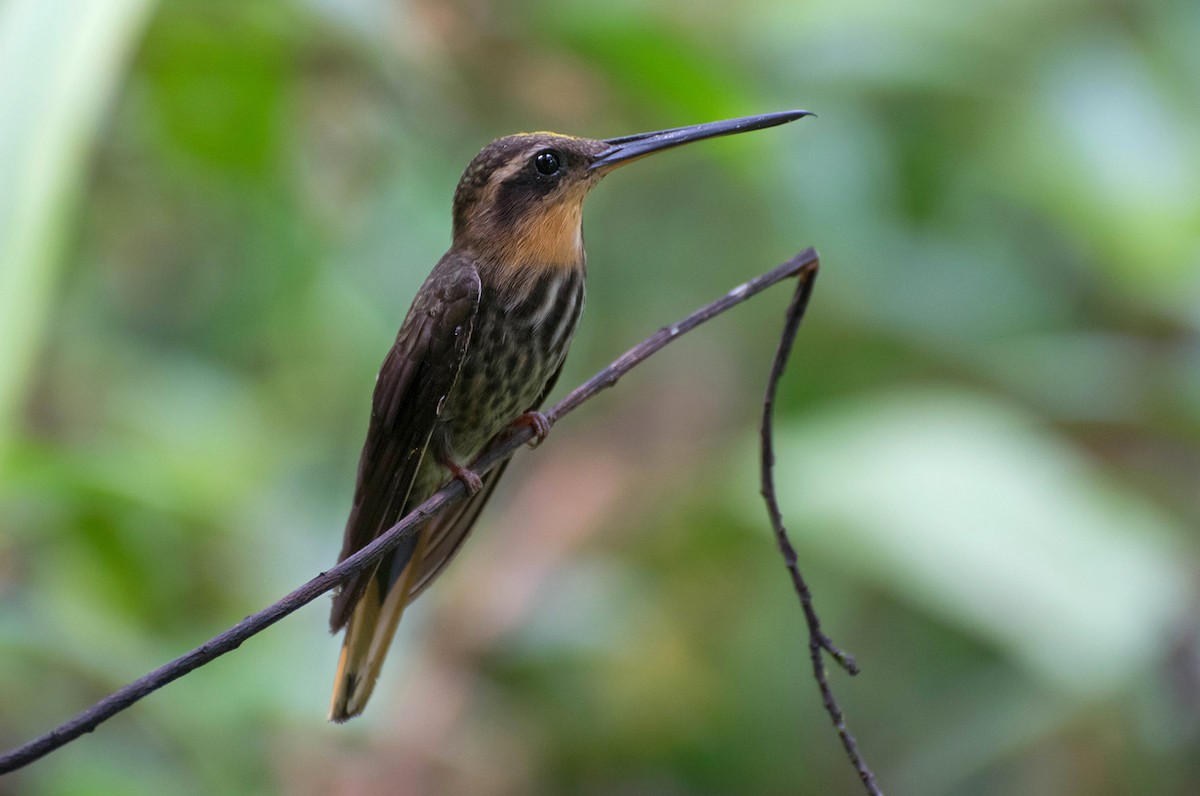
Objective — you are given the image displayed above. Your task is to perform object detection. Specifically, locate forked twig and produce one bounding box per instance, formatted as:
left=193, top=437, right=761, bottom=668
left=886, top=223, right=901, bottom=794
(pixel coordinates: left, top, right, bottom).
left=760, top=259, right=883, bottom=794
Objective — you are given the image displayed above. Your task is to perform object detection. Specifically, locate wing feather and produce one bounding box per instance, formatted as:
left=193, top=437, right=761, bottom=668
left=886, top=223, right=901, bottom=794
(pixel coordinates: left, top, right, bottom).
left=329, top=256, right=480, bottom=631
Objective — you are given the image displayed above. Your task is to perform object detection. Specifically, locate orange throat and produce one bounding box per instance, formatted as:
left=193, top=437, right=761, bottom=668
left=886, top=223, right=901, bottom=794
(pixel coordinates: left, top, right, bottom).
left=507, top=199, right=585, bottom=269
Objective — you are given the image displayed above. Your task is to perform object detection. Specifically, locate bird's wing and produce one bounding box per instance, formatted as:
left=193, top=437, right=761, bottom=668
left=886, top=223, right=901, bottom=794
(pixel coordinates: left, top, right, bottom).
left=329, top=256, right=480, bottom=632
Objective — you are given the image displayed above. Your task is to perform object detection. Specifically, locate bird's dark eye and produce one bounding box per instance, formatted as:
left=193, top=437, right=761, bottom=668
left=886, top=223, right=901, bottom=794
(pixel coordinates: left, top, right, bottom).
left=534, top=150, right=561, bottom=176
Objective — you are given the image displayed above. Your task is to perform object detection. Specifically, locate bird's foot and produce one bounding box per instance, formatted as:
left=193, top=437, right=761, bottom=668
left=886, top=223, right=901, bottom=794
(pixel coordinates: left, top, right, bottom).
left=443, top=458, right=483, bottom=496
left=511, top=411, right=551, bottom=448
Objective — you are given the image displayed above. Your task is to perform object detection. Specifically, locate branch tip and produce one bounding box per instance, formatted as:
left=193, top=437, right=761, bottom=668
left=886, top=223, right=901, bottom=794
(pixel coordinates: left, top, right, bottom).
left=759, top=260, right=883, bottom=794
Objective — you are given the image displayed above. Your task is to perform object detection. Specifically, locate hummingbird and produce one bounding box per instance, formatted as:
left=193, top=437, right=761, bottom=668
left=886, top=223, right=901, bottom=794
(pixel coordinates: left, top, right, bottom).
left=328, top=109, right=812, bottom=721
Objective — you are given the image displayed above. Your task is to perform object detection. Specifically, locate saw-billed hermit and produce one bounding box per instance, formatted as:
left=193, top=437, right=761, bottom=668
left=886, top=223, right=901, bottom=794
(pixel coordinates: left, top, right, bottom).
left=328, top=109, right=812, bottom=721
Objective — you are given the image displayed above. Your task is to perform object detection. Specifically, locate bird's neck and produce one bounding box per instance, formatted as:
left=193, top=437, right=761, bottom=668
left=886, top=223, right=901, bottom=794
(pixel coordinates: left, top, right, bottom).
left=506, top=199, right=585, bottom=269
left=457, top=203, right=587, bottom=290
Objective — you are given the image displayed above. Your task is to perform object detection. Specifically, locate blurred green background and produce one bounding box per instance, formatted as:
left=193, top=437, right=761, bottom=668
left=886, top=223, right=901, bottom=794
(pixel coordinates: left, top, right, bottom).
left=2, top=0, right=1198, bottom=793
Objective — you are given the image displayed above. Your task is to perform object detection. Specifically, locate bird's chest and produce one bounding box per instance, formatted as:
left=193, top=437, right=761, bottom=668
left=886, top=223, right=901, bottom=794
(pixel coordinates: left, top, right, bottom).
left=440, top=269, right=584, bottom=457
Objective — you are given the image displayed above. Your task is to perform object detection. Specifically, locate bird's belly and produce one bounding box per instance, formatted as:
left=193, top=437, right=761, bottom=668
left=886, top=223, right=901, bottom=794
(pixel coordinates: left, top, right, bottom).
left=441, top=344, right=553, bottom=457
left=437, top=272, right=584, bottom=464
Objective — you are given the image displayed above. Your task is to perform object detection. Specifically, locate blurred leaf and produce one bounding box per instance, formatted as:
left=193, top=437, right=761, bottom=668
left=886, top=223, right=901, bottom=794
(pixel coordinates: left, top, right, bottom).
left=0, top=0, right=155, bottom=464
left=139, top=5, right=292, bottom=176
left=987, top=32, right=1200, bottom=309
left=751, top=387, right=1191, bottom=694
left=547, top=8, right=747, bottom=121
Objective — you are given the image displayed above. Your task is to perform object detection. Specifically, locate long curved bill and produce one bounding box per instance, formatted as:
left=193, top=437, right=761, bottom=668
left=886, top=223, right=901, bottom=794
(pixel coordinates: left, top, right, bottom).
left=590, top=109, right=813, bottom=171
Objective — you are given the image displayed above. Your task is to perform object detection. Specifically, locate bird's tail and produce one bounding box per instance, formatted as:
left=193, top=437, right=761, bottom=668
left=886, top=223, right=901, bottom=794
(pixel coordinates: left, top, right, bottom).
left=329, top=532, right=428, bottom=722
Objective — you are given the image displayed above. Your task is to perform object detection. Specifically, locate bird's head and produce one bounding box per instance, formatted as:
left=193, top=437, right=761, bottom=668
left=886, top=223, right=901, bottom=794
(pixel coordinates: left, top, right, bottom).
left=449, top=110, right=813, bottom=275
left=451, top=133, right=606, bottom=272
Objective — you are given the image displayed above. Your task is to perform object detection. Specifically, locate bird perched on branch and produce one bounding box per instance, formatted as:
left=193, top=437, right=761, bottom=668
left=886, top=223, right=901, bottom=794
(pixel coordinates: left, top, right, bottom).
left=328, top=109, right=812, bottom=721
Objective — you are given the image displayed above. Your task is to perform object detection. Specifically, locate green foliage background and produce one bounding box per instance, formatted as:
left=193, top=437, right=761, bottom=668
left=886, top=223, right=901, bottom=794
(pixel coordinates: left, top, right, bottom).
left=1, top=0, right=1198, bottom=793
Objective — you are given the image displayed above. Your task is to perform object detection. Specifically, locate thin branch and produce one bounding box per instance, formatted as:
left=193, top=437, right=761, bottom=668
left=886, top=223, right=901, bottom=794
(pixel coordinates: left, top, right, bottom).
left=760, top=260, right=883, bottom=794
left=0, top=248, right=821, bottom=776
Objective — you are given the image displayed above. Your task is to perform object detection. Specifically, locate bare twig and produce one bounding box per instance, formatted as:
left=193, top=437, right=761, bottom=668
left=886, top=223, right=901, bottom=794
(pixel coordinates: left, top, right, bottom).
left=760, top=260, right=883, bottom=794
left=0, top=248, right=821, bottom=776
